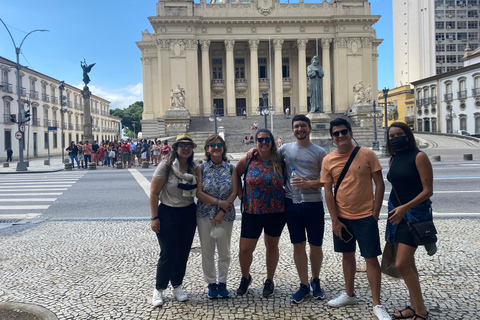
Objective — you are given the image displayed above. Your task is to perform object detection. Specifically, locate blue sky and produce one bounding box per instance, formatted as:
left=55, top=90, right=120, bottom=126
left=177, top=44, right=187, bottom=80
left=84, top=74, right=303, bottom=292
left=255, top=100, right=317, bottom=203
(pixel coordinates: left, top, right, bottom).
left=0, top=0, right=393, bottom=110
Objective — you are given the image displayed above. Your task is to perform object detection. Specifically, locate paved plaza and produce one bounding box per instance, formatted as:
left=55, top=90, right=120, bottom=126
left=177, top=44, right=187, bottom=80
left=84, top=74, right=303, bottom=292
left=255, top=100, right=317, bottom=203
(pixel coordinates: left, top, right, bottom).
left=1, top=218, right=479, bottom=319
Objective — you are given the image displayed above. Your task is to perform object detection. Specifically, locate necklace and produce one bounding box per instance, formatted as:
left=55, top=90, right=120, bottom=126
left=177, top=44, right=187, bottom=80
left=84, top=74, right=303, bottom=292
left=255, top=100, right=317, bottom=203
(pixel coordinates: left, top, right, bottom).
left=211, top=159, right=222, bottom=165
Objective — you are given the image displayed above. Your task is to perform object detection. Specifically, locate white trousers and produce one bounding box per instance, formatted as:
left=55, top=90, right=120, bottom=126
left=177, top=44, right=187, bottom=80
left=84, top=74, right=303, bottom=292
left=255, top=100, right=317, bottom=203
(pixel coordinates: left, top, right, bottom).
left=196, top=217, right=234, bottom=284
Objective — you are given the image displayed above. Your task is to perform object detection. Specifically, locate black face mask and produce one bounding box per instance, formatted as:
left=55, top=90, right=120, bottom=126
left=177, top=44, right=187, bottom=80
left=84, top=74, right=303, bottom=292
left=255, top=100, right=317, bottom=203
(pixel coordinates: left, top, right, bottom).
left=389, top=136, right=408, bottom=151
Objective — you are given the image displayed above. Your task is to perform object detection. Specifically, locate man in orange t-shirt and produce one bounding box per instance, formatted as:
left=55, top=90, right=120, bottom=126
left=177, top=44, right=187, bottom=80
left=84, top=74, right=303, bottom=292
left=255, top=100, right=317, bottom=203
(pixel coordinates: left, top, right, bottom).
left=320, top=118, right=390, bottom=319
left=83, top=141, right=93, bottom=168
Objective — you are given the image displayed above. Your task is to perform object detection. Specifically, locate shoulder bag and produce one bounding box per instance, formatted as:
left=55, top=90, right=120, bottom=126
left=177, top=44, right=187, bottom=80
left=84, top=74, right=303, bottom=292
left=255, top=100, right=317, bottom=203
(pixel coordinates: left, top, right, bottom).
left=334, top=146, right=360, bottom=200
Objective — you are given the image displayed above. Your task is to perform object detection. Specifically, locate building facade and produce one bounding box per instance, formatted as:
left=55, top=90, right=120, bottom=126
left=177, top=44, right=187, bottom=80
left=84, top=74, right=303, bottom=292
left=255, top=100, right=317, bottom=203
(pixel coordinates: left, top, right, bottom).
left=411, top=47, right=480, bottom=134
left=393, top=0, right=480, bottom=87
left=137, top=0, right=382, bottom=137
left=1, top=56, right=121, bottom=160
left=377, top=85, right=416, bottom=128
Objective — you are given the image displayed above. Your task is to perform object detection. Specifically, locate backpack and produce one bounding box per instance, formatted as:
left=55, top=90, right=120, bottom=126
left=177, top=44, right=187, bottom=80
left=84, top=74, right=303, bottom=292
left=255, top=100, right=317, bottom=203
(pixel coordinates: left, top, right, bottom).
left=241, top=156, right=285, bottom=213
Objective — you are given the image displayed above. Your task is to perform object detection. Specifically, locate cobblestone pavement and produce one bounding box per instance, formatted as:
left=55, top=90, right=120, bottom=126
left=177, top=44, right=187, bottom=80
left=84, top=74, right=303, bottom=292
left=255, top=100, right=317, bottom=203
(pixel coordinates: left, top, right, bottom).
left=1, top=218, right=479, bottom=319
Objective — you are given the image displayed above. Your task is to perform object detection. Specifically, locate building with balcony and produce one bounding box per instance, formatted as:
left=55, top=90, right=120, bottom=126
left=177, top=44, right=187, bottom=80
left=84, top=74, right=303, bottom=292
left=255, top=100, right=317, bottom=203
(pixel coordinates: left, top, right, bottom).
left=393, top=0, right=480, bottom=88
left=411, top=46, right=480, bottom=134
left=137, top=0, right=382, bottom=137
left=1, top=56, right=121, bottom=160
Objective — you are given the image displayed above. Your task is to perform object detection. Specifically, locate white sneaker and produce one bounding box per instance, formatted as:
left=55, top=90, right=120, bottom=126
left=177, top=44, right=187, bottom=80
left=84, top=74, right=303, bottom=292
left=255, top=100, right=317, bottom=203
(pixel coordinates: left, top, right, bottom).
left=172, top=286, right=188, bottom=302
left=327, top=292, right=357, bottom=308
left=373, top=305, right=392, bottom=320
left=152, top=289, right=164, bottom=307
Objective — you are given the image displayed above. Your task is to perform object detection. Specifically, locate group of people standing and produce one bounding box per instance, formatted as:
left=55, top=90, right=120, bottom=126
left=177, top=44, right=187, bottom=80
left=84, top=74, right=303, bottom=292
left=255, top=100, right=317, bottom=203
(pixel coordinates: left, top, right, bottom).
left=65, top=138, right=171, bottom=169
left=149, top=115, right=435, bottom=320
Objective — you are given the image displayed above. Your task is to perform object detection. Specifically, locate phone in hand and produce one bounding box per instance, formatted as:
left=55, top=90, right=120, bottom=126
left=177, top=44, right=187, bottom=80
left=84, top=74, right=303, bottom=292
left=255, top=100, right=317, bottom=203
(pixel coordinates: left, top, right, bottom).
left=342, top=227, right=353, bottom=243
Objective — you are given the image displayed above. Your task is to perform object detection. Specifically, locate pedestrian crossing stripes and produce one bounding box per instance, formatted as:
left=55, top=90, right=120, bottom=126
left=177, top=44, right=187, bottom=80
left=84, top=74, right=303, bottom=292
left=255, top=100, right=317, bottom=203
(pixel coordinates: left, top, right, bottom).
left=0, top=171, right=86, bottom=221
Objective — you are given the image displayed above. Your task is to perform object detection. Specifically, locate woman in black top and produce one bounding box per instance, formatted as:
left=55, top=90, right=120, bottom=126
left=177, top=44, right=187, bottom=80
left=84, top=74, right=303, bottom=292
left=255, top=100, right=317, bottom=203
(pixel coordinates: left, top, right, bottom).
left=386, top=122, right=433, bottom=320
left=66, top=141, right=80, bottom=169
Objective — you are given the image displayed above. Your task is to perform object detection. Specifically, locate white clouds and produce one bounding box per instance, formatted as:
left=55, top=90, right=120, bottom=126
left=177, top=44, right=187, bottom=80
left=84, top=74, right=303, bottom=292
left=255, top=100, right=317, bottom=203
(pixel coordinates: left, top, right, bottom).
left=75, top=82, right=143, bottom=110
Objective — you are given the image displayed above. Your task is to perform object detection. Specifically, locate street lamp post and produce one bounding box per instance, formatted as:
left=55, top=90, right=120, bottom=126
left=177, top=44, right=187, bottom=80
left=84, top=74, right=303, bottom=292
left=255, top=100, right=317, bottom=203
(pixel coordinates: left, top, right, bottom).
left=367, top=100, right=382, bottom=151
left=209, top=103, right=222, bottom=134
left=1, top=18, right=48, bottom=171
left=132, top=121, right=136, bottom=140
left=445, top=105, right=456, bottom=134
left=59, top=81, right=68, bottom=163
left=257, top=92, right=275, bottom=129
left=382, top=87, right=389, bottom=156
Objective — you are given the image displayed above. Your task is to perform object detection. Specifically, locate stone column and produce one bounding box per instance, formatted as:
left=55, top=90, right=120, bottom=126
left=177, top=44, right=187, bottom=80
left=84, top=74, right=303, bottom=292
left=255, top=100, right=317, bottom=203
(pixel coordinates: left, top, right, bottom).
left=141, top=57, right=154, bottom=120
left=273, top=39, right=284, bottom=114
left=200, top=40, right=211, bottom=116
left=321, top=38, right=332, bottom=113
left=81, top=86, right=93, bottom=143
left=185, top=40, right=200, bottom=116
left=297, top=39, right=308, bottom=114
left=333, top=37, right=348, bottom=113
left=225, top=40, right=235, bottom=116
left=249, top=40, right=260, bottom=115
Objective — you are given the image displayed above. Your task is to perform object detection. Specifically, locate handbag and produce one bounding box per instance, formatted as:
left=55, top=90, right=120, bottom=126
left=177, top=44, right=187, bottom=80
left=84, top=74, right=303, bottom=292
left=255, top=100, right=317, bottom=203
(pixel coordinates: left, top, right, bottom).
left=391, top=184, right=437, bottom=246
left=380, top=242, right=402, bottom=278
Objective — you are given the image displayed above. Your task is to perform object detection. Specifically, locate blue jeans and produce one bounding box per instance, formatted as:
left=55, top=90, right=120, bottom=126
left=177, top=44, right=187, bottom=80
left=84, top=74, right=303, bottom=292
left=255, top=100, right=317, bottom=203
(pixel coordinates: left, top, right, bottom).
left=104, top=151, right=110, bottom=166
left=69, top=154, right=80, bottom=168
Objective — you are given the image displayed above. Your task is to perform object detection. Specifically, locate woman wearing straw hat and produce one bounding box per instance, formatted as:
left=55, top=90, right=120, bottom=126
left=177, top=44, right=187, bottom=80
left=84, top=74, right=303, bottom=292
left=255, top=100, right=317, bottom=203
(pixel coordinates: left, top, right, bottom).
left=150, top=133, right=198, bottom=307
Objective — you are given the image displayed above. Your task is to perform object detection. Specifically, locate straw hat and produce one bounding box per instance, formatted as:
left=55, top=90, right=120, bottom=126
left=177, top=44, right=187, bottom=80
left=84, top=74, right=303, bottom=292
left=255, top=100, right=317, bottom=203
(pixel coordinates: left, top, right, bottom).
left=171, top=133, right=197, bottom=149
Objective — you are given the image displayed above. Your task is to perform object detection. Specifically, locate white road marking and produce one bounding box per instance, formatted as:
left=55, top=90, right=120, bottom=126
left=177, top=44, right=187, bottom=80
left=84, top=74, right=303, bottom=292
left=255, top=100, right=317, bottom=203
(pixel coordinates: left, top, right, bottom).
left=0, top=193, right=62, bottom=196
left=0, top=181, right=77, bottom=185
left=0, top=205, right=50, bottom=210
left=385, top=190, right=480, bottom=195
left=0, top=188, right=68, bottom=192
left=0, top=185, right=72, bottom=188
left=0, top=198, right=56, bottom=202
left=0, top=213, right=42, bottom=219
left=129, top=169, right=150, bottom=197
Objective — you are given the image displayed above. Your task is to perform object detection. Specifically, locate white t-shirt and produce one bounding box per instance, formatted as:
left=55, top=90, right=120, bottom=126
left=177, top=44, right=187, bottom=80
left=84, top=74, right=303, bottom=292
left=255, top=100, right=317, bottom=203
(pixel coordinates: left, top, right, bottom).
left=153, top=161, right=195, bottom=207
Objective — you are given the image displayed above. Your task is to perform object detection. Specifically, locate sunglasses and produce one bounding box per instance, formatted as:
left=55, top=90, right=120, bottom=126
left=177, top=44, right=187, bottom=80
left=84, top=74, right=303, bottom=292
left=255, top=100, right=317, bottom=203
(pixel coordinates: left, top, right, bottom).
left=178, top=143, right=193, bottom=149
left=332, top=129, right=349, bottom=137
left=257, top=137, right=272, bottom=143
left=210, top=143, right=223, bottom=149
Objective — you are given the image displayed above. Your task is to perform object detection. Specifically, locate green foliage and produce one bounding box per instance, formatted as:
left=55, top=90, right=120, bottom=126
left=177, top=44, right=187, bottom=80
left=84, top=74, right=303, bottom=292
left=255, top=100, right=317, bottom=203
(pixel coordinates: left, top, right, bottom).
left=110, top=101, right=143, bottom=135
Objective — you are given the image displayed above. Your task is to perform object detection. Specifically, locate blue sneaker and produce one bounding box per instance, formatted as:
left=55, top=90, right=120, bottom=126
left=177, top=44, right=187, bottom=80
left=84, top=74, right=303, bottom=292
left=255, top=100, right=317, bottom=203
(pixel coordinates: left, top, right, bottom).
left=291, top=283, right=311, bottom=304
left=310, top=278, right=325, bottom=300
left=218, top=283, right=229, bottom=298
left=207, top=283, right=218, bottom=299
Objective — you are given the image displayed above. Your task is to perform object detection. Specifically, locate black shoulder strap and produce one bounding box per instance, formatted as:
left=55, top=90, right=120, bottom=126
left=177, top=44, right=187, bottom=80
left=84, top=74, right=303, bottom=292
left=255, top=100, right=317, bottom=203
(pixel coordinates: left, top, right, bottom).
left=334, top=146, right=360, bottom=200
left=241, top=156, right=253, bottom=213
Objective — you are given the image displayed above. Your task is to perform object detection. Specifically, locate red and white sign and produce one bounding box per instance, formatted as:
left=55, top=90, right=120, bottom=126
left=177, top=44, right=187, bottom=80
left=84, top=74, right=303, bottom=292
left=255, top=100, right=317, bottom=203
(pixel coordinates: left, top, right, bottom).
left=15, top=131, right=23, bottom=140
left=19, top=124, right=25, bottom=132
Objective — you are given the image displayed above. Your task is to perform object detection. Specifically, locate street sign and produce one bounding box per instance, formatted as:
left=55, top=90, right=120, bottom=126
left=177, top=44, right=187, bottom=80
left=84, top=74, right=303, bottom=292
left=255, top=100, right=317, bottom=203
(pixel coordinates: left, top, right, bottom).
left=15, top=131, right=23, bottom=140
left=19, top=124, right=25, bottom=132
left=48, top=126, right=57, bottom=131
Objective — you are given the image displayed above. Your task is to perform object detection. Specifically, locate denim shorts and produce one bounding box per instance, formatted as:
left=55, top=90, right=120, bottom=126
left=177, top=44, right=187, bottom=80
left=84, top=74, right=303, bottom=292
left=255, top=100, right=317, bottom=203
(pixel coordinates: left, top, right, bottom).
left=240, top=212, right=286, bottom=239
left=333, top=215, right=382, bottom=258
left=285, top=198, right=325, bottom=246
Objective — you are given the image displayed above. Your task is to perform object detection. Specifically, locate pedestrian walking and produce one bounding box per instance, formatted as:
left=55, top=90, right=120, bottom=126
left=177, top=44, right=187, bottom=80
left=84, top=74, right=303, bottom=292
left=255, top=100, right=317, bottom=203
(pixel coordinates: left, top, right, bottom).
left=153, top=140, right=162, bottom=166
left=6, top=147, right=13, bottom=162
left=150, top=133, right=198, bottom=307
left=196, top=134, right=237, bottom=299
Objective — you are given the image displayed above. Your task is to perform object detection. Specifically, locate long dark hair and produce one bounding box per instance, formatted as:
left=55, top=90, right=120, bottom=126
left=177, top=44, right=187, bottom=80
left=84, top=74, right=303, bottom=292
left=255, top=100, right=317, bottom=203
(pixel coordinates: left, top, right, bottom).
left=386, top=122, right=419, bottom=156
left=255, top=129, right=282, bottom=175
left=165, top=143, right=196, bottom=177
left=204, top=134, right=227, bottom=162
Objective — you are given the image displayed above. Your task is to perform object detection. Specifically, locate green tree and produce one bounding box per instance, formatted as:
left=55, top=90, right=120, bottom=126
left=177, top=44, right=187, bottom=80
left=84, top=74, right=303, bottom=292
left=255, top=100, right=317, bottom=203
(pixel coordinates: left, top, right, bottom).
left=110, top=101, right=143, bottom=136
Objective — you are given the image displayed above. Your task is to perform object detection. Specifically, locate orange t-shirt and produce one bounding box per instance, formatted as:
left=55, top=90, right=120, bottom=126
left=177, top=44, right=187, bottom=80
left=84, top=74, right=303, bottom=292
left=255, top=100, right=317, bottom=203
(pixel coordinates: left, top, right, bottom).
left=320, top=147, right=382, bottom=220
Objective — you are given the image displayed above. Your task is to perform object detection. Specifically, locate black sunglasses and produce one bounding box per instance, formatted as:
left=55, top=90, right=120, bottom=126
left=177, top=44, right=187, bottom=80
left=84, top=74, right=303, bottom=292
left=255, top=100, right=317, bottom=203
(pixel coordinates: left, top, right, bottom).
left=332, top=129, right=349, bottom=137
left=257, top=137, right=272, bottom=143
left=210, top=143, right=223, bottom=149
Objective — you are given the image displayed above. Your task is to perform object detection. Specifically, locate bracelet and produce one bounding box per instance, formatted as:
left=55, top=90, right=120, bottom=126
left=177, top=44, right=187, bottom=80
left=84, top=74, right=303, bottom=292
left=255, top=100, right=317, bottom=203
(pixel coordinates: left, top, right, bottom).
left=151, top=217, right=159, bottom=221
left=215, top=199, right=219, bottom=205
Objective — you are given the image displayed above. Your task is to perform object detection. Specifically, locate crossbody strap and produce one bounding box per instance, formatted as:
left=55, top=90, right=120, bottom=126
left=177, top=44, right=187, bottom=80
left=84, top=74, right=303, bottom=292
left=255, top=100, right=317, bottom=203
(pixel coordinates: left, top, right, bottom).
left=334, top=146, right=360, bottom=200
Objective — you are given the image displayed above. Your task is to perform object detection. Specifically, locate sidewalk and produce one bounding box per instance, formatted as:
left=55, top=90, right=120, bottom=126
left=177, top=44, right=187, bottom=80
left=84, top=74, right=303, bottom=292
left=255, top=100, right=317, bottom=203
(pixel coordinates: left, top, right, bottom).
left=0, top=218, right=478, bottom=319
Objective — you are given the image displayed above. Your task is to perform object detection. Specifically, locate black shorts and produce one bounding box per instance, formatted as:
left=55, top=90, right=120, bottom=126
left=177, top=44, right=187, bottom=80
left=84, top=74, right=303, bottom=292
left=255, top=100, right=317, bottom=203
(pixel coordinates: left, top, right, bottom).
left=333, top=215, right=382, bottom=258
left=394, top=219, right=418, bottom=248
left=240, top=212, right=286, bottom=239
left=285, top=198, right=325, bottom=246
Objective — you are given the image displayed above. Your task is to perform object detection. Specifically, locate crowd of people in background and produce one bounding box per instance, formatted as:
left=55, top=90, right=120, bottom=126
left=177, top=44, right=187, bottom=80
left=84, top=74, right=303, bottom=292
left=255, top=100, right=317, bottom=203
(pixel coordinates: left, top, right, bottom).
left=64, top=138, right=170, bottom=169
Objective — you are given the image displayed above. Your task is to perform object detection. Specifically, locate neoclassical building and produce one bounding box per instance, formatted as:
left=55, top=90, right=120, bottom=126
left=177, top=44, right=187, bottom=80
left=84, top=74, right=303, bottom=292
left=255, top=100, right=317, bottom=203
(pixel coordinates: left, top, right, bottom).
left=137, top=0, right=382, bottom=137
left=1, top=56, right=121, bottom=160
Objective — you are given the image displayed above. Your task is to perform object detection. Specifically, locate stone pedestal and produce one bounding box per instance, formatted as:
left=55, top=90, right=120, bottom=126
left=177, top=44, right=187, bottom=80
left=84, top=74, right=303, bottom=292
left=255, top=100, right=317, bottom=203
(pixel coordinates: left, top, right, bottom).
left=164, top=108, right=191, bottom=136
left=345, top=102, right=382, bottom=128
left=82, top=86, right=94, bottom=142
left=307, top=112, right=332, bottom=149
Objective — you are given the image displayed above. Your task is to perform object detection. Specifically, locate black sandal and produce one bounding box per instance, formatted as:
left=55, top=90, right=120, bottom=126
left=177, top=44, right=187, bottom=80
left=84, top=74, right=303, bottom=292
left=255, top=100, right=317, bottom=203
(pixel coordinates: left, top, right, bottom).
left=412, top=312, right=430, bottom=320
left=393, top=306, right=415, bottom=319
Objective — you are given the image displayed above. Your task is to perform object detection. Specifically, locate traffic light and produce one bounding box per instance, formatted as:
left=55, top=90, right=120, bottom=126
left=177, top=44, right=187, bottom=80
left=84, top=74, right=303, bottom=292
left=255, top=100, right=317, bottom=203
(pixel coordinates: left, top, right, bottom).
left=10, top=114, right=16, bottom=123
left=23, top=109, right=31, bottom=122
